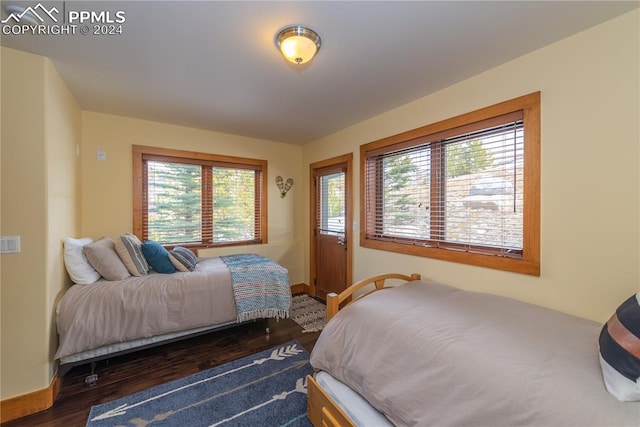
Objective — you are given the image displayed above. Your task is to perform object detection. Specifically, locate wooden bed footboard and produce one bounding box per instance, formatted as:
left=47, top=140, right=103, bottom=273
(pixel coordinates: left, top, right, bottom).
left=307, top=374, right=356, bottom=427
left=325, top=273, right=421, bottom=321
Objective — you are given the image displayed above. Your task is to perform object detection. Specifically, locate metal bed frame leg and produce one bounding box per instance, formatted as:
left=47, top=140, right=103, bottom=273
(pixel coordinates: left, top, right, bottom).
left=84, top=361, right=98, bottom=386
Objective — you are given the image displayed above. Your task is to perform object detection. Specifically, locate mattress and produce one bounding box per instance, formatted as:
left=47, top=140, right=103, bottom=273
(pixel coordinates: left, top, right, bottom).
left=314, top=371, right=392, bottom=427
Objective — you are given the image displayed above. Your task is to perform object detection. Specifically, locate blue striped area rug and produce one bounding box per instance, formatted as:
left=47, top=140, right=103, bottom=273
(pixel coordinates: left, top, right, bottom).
left=86, top=341, right=313, bottom=427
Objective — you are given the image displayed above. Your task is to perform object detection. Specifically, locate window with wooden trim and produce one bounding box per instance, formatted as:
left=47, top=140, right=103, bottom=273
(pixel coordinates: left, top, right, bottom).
left=133, top=145, right=267, bottom=248
left=361, top=92, right=540, bottom=275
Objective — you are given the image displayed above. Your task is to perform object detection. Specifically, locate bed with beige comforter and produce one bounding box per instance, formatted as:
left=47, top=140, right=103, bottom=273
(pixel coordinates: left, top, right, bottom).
left=56, top=256, right=290, bottom=368
left=310, top=279, right=640, bottom=426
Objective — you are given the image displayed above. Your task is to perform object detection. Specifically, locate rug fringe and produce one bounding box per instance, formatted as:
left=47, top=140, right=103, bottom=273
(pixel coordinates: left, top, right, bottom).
left=237, top=308, right=290, bottom=323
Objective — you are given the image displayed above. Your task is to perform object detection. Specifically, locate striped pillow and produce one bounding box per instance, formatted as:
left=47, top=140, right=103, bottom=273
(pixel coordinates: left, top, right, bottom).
left=598, top=293, right=640, bottom=401
left=115, top=233, right=149, bottom=276
left=169, top=246, right=197, bottom=272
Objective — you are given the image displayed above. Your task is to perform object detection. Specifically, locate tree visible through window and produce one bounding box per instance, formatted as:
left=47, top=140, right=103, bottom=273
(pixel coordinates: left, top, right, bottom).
left=212, top=167, right=258, bottom=243
left=147, top=161, right=202, bottom=243
left=133, top=146, right=267, bottom=248
left=361, top=92, right=540, bottom=275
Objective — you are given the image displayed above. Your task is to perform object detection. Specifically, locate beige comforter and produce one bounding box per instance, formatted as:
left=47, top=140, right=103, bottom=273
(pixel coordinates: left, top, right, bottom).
left=310, top=280, right=640, bottom=426
left=55, top=257, right=236, bottom=360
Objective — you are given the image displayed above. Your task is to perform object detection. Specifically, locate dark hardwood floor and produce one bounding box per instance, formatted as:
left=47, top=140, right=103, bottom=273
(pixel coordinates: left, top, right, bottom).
left=6, top=317, right=320, bottom=427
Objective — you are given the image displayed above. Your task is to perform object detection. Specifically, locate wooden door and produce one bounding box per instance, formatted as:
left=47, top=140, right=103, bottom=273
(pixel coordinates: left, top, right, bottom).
left=311, top=154, right=352, bottom=299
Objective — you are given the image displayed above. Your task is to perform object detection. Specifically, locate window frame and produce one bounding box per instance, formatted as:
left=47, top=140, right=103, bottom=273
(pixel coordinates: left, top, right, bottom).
left=360, top=92, right=540, bottom=275
left=133, top=145, right=268, bottom=249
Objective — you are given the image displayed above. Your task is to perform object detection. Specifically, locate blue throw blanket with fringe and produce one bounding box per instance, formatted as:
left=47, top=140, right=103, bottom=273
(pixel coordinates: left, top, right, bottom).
left=221, top=254, right=291, bottom=322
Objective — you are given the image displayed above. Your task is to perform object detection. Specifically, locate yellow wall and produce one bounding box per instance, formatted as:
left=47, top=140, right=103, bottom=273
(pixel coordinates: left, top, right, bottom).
left=80, top=112, right=304, bottom=283
left=0, top=47, right=81, bottom=399
left=44, top=59, right=82, bottom=375
left=302, top=10, right=640, bottom=322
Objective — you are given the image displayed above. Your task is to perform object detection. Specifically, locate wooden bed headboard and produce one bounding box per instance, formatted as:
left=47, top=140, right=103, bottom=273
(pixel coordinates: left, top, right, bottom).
left=325, top=273, right=421, bottom=321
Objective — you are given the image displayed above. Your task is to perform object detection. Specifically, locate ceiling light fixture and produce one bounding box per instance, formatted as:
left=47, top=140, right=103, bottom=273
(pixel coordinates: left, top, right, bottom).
left=275, top=26, right=321, bottom=65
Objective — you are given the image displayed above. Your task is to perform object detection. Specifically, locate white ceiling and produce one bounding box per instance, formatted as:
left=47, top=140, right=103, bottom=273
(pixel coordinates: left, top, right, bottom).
left=2, top=1, right=638, bottom=145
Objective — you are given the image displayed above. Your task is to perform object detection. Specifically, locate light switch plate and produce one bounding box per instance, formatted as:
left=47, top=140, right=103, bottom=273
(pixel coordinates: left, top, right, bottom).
left=0, top=236, right=21, bottom=254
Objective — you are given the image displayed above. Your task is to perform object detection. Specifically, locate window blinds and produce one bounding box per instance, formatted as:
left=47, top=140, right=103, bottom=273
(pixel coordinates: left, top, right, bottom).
left=142, top=154, right=263, bottom=246
left=145, top=160, right=202, bottom=244
left=365, top=112, right=524, bottom=257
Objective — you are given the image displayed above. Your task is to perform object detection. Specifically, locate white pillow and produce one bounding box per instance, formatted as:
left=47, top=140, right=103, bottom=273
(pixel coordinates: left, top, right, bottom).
left=63, top=237, right=101, bottom=285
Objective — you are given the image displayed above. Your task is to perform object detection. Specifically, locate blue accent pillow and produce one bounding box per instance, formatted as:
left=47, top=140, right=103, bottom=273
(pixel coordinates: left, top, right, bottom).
left=141, top=240, right=176, bottom=274
left=598, top=293, right=640, bottom=401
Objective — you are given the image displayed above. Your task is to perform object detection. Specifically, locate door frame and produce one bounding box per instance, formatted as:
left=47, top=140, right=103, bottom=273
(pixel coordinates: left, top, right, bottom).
left=309, top=153, right=353, bottom=297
